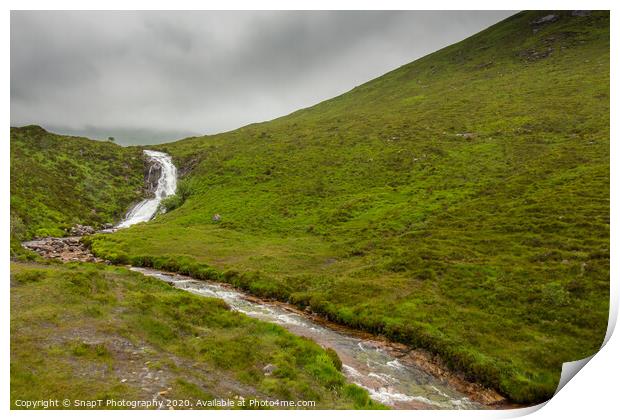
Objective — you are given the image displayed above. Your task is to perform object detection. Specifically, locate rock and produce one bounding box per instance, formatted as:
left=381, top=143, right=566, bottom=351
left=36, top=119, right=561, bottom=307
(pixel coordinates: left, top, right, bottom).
left=571, top=10, right=591, bottom=17
left=69, top=224, right=95, bottom=236
left=262, top=364, right=277, bottom=376
left=22, top=236, right=100, bottom=263
left=531, top=14, right=559, bottom=25
left=475, top=61, right=494, bottom=70
left=455, top=132, right=477, bottom=139
left=145, top=158, right=163, bottom=193
left=102, top=223, right=114, bottom=229
left=519, top=47, right=554, bottom=61
left=212, top=213, right=222, bottom=222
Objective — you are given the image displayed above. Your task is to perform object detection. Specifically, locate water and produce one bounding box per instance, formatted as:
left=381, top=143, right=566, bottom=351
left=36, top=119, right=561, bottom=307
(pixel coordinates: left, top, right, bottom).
left=117, top=150, right=177, bottom=228
left=131, top=267, right=483, bottom=410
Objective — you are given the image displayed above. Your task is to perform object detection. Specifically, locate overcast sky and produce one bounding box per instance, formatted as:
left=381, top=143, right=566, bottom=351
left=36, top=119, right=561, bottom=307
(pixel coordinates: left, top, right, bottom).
left=11, top=10, right=515, bottom=145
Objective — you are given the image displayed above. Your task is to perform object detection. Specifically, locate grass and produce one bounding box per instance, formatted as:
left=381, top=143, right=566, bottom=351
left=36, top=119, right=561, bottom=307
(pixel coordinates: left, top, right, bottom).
left=10, top=10, right=610, bottom=406
left=10, top=125, right=144, bottom=248
left=86, top=11, right=610, bottom=404
left=10, top=261, right=380, bottom=409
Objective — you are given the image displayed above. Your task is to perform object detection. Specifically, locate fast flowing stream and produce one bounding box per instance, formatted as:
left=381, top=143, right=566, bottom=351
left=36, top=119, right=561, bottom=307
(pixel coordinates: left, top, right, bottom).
left=64, top=148, right=491, bottom=409
left=131, top=267, right=484, bottom=410
left=117, top=150, right=177, bottom=228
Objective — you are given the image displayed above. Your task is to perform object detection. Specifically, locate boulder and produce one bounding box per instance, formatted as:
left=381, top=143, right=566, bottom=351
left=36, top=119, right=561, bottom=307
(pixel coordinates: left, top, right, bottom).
left=531, top=14, right=559, bottom=25
left=262, top=364, right=277, bottom=376
left=69, top=224, right=95, bottom=236
left=456, top=132, right=477, bottom=139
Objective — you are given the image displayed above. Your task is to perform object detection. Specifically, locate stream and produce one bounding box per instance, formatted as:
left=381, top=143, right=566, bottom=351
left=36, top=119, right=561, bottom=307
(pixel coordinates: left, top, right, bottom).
left=131, top=267, right=484, bottom=410
left=24, top=149, right=494, bottom=409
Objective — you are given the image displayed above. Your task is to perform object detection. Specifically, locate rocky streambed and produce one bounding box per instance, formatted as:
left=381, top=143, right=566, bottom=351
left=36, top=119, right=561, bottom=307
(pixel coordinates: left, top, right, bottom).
left=22, top=235, right=105, bottom=263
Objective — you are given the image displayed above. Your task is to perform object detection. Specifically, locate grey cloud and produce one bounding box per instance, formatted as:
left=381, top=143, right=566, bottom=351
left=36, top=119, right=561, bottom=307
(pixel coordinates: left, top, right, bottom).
left=11, top=10, right=516, bottom=145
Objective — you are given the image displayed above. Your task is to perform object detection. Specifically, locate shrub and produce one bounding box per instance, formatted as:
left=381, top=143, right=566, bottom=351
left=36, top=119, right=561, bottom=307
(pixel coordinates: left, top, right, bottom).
left=343, top=384, right=380, bottom=409
left=12, top=270, right=46, bottom=284
left=325, top=347, right=342, bottom=371
left=159, top=179, right=192, bottom=213
left=131, top=255, right=154, bottom=267
left=160, top=194, right=183, bottom=213
left=10, top=214, right=27, bottom=240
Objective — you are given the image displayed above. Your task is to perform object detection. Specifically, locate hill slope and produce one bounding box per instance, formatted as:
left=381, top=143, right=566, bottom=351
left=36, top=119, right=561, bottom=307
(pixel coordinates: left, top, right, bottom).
left=10, top=125, right=145, bottom=244
left=89, top=11, right=610, bottom=404
left=11, top=261, right=377, bottom=409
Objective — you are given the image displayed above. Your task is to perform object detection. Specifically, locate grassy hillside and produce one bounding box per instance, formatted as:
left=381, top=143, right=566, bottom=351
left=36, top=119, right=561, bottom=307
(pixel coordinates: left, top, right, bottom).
left=89, top=11, right=610, bottom=404
left=10, top=125, right=144, bottom=244
left=11, top=261, right=378, bottom=409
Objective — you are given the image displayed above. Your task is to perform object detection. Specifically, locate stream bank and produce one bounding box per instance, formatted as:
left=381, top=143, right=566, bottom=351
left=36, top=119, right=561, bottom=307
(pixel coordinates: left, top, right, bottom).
left=20, top=147, right=512, bottom=410
left=22, top=235, right=510, bottom=410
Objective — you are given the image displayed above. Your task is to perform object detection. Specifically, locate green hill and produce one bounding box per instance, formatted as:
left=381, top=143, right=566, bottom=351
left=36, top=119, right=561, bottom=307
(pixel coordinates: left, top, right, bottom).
left=10, top=130, right=378, bottom=410
left=11, top=261, right=377, bottom=409
left=10, top=125, right=144, bottom=244
left=88, top=11, right=610, bottom=404
left=11, top=10, right=609, bottom=405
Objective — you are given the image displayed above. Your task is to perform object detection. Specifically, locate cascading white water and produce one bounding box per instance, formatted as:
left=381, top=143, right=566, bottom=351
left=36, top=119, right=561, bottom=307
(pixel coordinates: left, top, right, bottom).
left=131, top=267, right=483, bottom=409
left=117, top=150, right=177, bottom=229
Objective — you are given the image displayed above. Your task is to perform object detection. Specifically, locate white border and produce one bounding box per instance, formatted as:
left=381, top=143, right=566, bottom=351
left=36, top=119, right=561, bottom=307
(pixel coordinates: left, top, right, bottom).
left=3, top=2, right=617, bottom=420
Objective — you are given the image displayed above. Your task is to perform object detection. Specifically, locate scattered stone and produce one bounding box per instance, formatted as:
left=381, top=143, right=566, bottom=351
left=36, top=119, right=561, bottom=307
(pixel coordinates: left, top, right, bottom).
left=22, top=236, right=104, bottom=263
left=121, top=378, right=127, bottom=383
left=212, top=213, right=222, bottom=222
left=262, top=364, right=277, bottom=376
left=455, top=132, right=477, bottom=139
left=475, top=61, right=494, bottom=70
left=531, top=14, right=559, bottom=26
left=519, top=47, right=554, bottom=61
left=69, top=224, right=96, bottom=236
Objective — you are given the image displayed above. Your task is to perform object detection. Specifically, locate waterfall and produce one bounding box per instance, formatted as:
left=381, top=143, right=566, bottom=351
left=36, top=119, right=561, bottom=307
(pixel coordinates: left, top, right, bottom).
left=116, top=150, right=177, bottom=228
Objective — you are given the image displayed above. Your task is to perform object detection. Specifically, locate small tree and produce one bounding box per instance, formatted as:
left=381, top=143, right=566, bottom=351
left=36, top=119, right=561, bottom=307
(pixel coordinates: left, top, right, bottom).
left=107, top=136, right=115, bottom=142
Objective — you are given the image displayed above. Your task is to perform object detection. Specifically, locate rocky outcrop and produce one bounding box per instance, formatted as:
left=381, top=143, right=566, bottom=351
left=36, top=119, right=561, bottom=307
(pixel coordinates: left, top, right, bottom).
left=531, top=14, right=559, bottom=25
left=145, top=157, right=163, bottom=196
left=69, top=224, right=96, bottom=236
